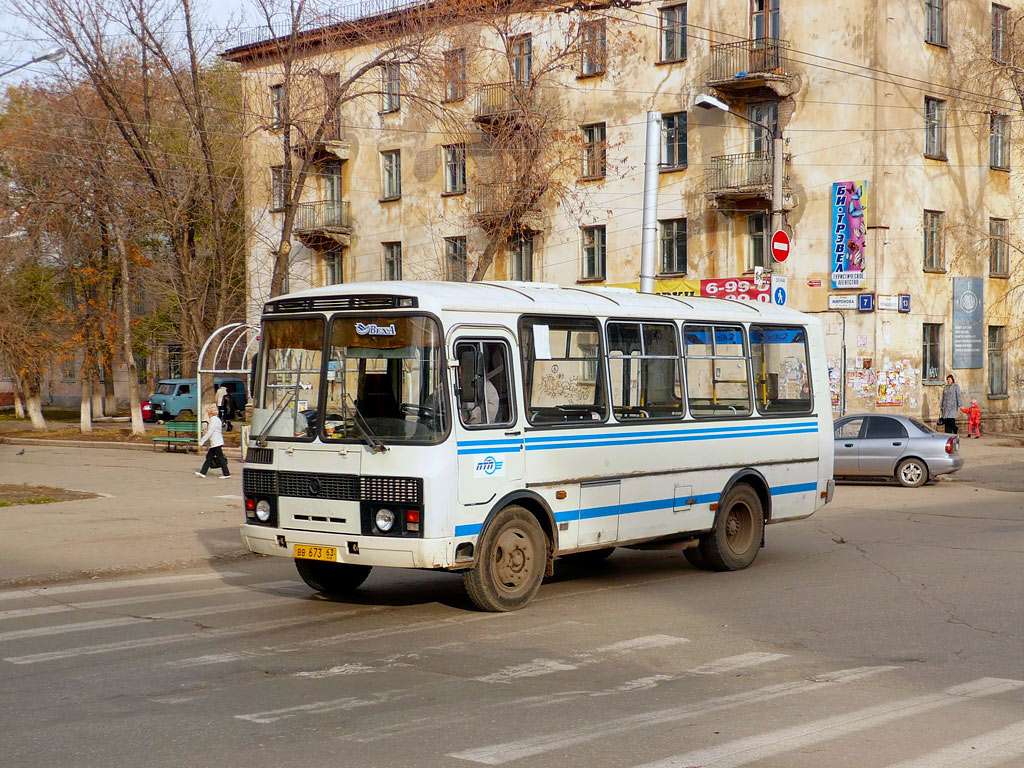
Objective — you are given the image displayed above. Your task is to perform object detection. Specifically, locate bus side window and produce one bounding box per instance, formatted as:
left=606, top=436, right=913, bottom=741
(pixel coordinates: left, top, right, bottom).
left=683, top=324, right=751, bottom=418
left=520, top=316, right=607, bottom=425
left=457, top=341, right=514, bottom=428
left=750, top=325, right=812, bottom=414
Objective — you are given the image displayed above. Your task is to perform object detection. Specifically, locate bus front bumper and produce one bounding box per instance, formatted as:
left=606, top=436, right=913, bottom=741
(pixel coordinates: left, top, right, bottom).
left=240, top=524, right=454, bottom=570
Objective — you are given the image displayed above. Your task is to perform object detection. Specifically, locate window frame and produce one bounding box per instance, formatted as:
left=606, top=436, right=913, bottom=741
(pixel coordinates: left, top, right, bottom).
left=925, top=0, right=946, bottom=46
left=509, top=232, right=535, bottom=281
left=270, top=165, right=288, bottom=211
left=922, top=323, right=943, bottom=384
left=682, top=323, right=752, bottom=419
left=511, top=34, right=533, bottom=85
left=581, top=225, right=607, bottom=280
left=989, top=217, right=1009, bottom=277
left=659, top=217, right=687, bottom=275
left=990, top=113, right=1010, bottom=170
left=924, top=97, right=947, bottom=159
left=323, top=248, right=343, bottom=285
left=380, top=150, right=402, bottom=201
left=751, top=0, right=781, bottom=40
left=606, top=320, right=684, bottom=422
left=443, top=144, right=467, bottom=195
left=383, top=242, right=402, bottom=281
left=580, top=122, right=607, bottom=180
left=381, top=62, right=401, bottom=113
left=747, top=213, right=768, bottom=271
left=443, top=48, right=467, bottom=102
left=988, top=325, right=1007, bottom=396
left=454, top=339, right=517, bottom=429
left=749, top=325, right=813, bottom=415
left=993, top=4, right=1009, bottom=62
left=445, top=236, right=468, bottom=282
left=580, top=19, right=607, bottom=76
left=270, top=83, right=285, bottom=128
left=661, top=111, right=688, bottom=170
left=923, top=209, right=945, bottom=271
left=659, top=4, right=687, bottom=63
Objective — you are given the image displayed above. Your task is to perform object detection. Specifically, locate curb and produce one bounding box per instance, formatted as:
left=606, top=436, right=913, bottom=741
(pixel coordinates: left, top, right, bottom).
left=0, top=436, right=163, bottom=452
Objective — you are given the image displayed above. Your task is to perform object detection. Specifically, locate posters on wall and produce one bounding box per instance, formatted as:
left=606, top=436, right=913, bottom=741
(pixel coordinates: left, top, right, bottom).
left=952, top=277, right=984, bottom=369
left=876, top=359, right=917, bottom=407
left=831, top=181, right=868, bottom=289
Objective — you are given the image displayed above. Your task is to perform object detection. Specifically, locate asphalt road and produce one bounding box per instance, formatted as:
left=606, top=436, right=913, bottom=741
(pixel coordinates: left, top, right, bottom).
left=1, top=462, right=1023, bottom=768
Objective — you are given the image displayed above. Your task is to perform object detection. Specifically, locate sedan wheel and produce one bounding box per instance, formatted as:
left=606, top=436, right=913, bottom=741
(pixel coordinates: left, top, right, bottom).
left=896, top=457, right=928, bottom=488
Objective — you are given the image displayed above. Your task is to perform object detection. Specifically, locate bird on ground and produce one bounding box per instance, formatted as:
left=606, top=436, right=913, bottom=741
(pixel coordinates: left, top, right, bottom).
left=16, top=449, right=25, bottom=456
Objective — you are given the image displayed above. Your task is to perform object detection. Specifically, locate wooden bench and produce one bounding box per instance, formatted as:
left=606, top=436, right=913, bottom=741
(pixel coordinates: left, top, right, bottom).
left=152, top=421, right=199, bottom=452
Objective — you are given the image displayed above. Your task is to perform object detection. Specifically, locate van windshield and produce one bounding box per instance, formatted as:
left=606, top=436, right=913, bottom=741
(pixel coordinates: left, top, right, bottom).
left=155, top=383, right=175, bottom=396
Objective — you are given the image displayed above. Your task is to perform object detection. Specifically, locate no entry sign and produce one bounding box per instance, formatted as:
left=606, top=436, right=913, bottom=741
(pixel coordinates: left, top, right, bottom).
left=771, top=230, right=791, bottom=263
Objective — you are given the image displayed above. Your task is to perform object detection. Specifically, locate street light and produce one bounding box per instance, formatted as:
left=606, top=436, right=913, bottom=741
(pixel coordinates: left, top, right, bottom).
left=696, top=92, right=784, bottom=248
left=0, top=46, right=67, bottom=79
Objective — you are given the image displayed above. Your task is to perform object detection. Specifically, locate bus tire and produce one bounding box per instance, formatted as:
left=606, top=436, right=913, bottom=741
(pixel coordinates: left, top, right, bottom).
left=464, top=505, right=546, bottom=612
left=683, top=546, right=710, bottom=570
left=561, top=547, right=615, bottom=566
left=698, top=484, right=764, bottom=571
left=294, top=559, right=372, bottom=596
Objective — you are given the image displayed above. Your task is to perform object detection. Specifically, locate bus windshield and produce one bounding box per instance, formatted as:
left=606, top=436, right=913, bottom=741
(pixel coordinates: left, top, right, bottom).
left=322, top=315, right=446, bottom=443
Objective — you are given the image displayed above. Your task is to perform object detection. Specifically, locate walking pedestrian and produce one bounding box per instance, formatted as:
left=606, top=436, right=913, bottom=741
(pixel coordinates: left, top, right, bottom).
left=195, top=406, right=231, bottom=479
left=960, top=398, right=982, bottom=438
left=939, top=374, right=963, bottom=434
left=215, top=383, right=233, bottom=432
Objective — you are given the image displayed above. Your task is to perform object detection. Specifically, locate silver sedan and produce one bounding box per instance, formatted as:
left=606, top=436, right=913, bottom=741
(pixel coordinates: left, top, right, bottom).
left=833, top=413, right=964, bottom=487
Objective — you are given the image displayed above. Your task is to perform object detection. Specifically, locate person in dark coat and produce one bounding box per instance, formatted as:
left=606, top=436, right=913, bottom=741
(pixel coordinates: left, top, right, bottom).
left=939, top=374, right=963, bottom=434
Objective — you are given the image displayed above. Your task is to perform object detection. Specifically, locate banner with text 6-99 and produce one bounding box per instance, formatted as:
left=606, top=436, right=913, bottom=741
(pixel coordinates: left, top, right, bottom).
left=700, top=277, right=770, bottom=303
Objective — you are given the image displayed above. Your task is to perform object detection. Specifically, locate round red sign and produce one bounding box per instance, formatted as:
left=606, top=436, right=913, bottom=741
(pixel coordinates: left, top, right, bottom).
left=770, top=230, right=791, bottom=263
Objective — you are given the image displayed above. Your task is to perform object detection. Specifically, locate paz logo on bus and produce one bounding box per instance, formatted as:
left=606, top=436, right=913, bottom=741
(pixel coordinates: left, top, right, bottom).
left=474, top=456, right=505, bottom=477
left=355, top=322, right=397, bottom=336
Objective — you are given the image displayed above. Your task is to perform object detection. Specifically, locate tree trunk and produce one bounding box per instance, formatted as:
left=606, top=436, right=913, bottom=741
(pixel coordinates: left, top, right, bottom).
left=90, top=358, right=105, bottom=417
left=79, top=361, right=93, bottom=434
left=13, top=387, right=26, bottom=420
left=103, top=359, right=116, bottom=416
left=114, top=227, right=145, bottom=435
left=20, top=375, right=47, bottom=431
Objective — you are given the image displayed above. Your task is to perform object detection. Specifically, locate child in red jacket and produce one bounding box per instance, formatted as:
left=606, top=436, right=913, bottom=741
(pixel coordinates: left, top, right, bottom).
left=960, top=398, right=981, bottom=438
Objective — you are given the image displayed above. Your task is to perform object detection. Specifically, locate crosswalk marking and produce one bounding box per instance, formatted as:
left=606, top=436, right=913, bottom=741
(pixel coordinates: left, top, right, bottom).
left=448, top=665, right=899, bottom=764
left=0, top=572, right=246, bottom=602
left=236, top=691, right=405, bottom=724
left=590, top=635, right=689, bottom=654
left=629, top=677, right=1024, bottom=768
left=880, top=719, right=1024, bottom=768
left=476, top=658, right=579, bottom=683
left=688, top=652, right=790, bottom=675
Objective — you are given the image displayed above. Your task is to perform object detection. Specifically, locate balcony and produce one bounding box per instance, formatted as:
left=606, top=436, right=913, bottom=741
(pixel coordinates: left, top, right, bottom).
left=707, top=38, right=797, bottom=96
left=472, top=184, right=541, bottom=225
left=705, top=150, right=791, bottom=207
left=293, top=115, right=350, bottom=163
left=293, top=200, right=351, bottom=249
left=473, top=82, right=531, bottom=127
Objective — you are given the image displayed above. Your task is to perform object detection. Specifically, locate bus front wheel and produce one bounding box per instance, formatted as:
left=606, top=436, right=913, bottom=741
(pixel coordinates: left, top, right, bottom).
left=295, top=559, right=372, bottom=597
left=465, top=505, right=547, bottom=612
left=698, top=484, right=764, bottom=571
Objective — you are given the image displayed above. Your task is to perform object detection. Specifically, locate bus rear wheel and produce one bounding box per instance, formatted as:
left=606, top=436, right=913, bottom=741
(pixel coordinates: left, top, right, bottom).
left=295, top=559, right=372, bottom=597
left=698, top=484, right=764, bottom=571
left=465, top=505, right=546, bottom=612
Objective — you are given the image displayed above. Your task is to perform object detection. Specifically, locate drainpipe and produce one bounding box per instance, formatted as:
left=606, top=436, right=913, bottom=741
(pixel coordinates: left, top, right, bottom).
left=639, top=111, right=662, bottom=294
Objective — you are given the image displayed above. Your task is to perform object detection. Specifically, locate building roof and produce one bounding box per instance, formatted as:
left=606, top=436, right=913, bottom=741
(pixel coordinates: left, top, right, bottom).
left=268, top=280, right=811, bottom=324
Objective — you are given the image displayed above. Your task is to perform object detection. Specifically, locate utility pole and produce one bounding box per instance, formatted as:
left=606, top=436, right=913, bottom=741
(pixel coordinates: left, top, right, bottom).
left=639, top=111, right=662, bottom=294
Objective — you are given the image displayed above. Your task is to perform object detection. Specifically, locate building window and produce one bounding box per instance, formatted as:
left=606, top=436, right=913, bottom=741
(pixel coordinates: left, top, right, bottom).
left=270, top=83, right=284, bottom=127
left=661, top=112, right=687, bottom=169
left=990, top=218, right=1009, bottom=276
left=751, top=0, right=780, bottom=40
left=660, top=218, right=687, bottom=274
left=444, top=48, right=466, bottom=101
left=509, top=233, right=534, bottom=281
left=923, top=210, right=944, bottom=270
left=324, top=249, right=343, bottom=285
left=747, top=213, right=768, bottom=270
left=382, top=62, right=401, bottom=112
left=322, top=73, right=342, bottom=139
left=581, top=225, right=606, bottom=280
left=748, top=101, right=779, bottom=152
left=922, top=324, right=942, bottom=383
left=580, top=123, right=607, bottom=179
left=989, top=326, right=1007, bottom=395
left=381, top=150, right=401, bottom=200
left=990, top=113, right=1010, bottom=169
left=270, top=165, right=287, bottom=211
left=167, top=343, right=183, bottom=379
left=443, top=144, right=466, bottom=194
left=993, top=4, right=1009, bottom=61
left=511, top=34, right=532, bottom=85
left=925, top=0, right=946, bottom=45
left=445, top=237, right=468, bottom=281
left=580, top=19, right=607, bottom=75
left=924, top=97, right=946, bottom=158
left=383, top=242, right=402, bottom=281
left=660, top=4, right=686, bottom=62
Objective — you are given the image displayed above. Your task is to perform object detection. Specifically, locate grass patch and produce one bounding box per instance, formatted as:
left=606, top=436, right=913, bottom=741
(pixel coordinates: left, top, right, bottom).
left=0, top=484, right=98, bottom=506
left=0, top=498, right=59, bottom=507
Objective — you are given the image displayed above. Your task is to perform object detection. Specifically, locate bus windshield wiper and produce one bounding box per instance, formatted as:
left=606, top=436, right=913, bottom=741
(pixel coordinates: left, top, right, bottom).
left=344, top=394, right=388, bottom=454
left=255, top=380, right=310, bottom=445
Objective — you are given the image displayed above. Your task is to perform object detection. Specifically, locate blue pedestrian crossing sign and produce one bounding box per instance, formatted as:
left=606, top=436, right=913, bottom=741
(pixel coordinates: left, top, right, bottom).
left=770, top=274, right=788, bottom=306
left=774, top=286, right=786, bottom=305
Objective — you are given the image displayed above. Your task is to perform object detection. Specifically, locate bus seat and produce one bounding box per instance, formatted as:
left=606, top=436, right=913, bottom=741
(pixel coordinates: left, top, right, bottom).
left=359, top=374, right=400, bottom=419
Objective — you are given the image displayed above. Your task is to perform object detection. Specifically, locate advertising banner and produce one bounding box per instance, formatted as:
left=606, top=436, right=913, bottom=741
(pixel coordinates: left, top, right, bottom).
left=613, top=278, right=770, bottom=302
left=952, top=277, right=984, bottom=369
left=830, top=181, right=867, bottom=289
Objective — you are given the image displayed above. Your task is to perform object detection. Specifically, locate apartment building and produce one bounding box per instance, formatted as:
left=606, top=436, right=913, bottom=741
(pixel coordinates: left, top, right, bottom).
left=223, top=0, right=1024, bottom=427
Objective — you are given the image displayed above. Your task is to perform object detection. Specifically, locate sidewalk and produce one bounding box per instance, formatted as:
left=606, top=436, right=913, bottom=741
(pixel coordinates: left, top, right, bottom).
left=0, top=441, right=250, bottom=588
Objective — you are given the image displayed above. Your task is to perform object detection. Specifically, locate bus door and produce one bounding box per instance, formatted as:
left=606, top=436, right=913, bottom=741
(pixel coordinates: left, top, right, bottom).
left=451, top=333, right=524, bottom=505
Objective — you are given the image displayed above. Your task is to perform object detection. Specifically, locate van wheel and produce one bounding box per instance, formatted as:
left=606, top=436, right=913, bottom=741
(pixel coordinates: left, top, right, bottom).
left=176, top=409, right=194, bottom=420
left=698, top=484, right=764, bottom=571
left=561, top=547, right=615, bottom=566
left=464, top=505, right=546, bottom=612
left=896, top=458, right=928, bottom=488
left=295, top=559, right=372, bottom=596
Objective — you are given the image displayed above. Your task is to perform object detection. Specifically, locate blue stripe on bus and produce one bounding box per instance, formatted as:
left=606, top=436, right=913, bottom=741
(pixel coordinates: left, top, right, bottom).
left=524, top=427, right=818, bottom=451
left=455, top=523, right=483, bottom=536
left=523, top=421, right=819, bottom=444
left=770, top=481, right=818, bottom=496
left=457, top=438, right=525, bottom=447
left=457, top=446, right=525, bottom=456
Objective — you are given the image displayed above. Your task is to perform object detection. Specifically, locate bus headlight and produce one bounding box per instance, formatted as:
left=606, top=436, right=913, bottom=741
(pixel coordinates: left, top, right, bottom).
left=255, top=500, right=272, bottom=523
left=375, top=508, right=396, bottom=533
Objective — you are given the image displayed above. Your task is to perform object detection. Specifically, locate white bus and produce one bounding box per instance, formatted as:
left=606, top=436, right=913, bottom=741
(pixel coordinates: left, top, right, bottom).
left=241, top=282, right=834, bottom=611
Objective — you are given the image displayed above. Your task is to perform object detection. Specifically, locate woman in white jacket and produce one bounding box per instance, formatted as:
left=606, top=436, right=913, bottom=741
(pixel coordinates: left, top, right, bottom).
left=195, top=406, right=231, bottom=479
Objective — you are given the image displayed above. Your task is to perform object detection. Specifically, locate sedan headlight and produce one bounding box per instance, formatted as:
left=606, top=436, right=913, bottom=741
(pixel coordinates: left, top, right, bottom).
left=375, top=508, right=396, bottom=533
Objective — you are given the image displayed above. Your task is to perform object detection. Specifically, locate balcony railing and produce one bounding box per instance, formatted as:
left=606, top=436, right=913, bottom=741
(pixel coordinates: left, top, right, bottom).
left=294, top=200, right=351, bottom=232
left=708, top=37, right=790, bottom=85
left=474, top=82, right=530, bottom=122
left=707, top=150, right=773, bottom=196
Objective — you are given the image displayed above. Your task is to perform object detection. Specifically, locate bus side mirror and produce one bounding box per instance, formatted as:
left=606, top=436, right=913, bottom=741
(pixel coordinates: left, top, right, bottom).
left=458, top=348, right=482, bottom=407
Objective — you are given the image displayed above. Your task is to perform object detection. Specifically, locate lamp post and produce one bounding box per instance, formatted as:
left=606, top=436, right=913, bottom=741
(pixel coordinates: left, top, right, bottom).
left=696, top=93, right=784, bottom=253
left=0, top=46, right=67, bottom=79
